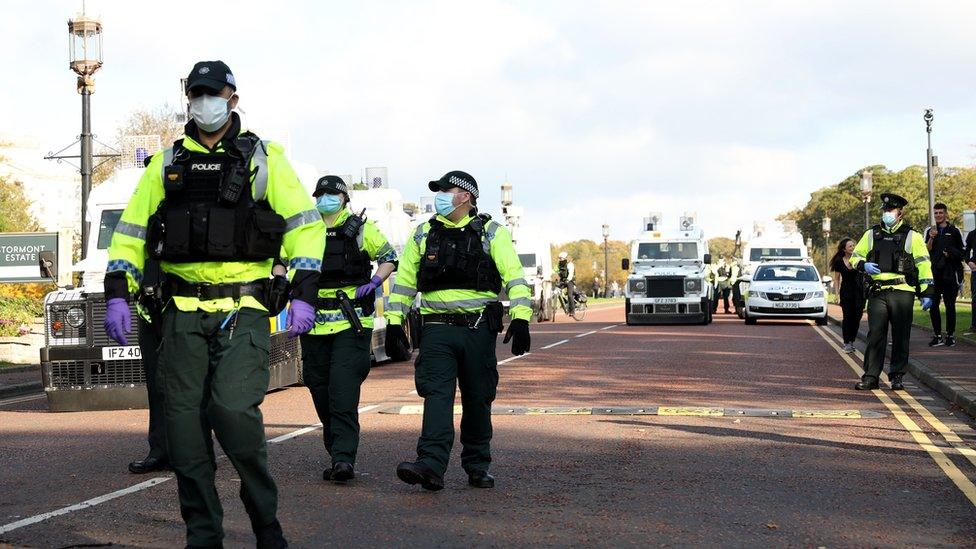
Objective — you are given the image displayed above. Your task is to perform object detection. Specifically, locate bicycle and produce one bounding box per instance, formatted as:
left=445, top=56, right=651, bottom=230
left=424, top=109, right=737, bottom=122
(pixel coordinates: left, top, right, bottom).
left=551, top=282, right=587, bottom=321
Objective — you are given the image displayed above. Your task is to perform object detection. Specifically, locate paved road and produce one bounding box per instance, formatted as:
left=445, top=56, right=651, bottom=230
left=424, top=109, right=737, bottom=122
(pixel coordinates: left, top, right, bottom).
left=3, top=305, right=976, bottom=547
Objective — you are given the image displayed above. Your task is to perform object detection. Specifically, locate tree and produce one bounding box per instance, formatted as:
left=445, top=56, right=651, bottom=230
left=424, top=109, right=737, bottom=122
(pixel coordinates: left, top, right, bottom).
left=93, top=105, right=184, bottom=185
left=0, top=173, right=41, bottom=233
left=552, top=239, right=631, bottom=295
left=708, top=237, right=736, bottom=258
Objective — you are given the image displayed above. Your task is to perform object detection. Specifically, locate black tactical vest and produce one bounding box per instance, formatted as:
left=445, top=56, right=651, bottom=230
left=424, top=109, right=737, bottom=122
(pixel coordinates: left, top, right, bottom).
left=146, top=134, right=286, bottom=263
left=417, top=215, right=502, bottom=293
left=868, top=224, right=918, bottom=283
left=558, top=259, right=569, bottom=280
left=319, top=215, right=372, bottom=288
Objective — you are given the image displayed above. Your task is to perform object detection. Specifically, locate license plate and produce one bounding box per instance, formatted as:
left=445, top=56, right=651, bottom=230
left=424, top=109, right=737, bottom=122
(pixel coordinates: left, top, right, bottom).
left=773, top=302, right=801, bottom=309
left=652, top=298, right=678, bottom=304
left=102, top=346, right=142, bottom=360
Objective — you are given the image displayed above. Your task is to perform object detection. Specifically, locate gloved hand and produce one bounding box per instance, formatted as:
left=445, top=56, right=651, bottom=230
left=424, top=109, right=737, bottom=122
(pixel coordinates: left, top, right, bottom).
left=385, top=323, right=410, bottom=359
left=864, top=262, right=881, bottom=275
left=286, top=299, right=316, bottom=338
left=355, top=275, right=382, bottom=300
left=503, top=318, right=531, bottom=356
left=920, top=297, right=934, bottom=311
left=104, top=298, right=131, bottom=345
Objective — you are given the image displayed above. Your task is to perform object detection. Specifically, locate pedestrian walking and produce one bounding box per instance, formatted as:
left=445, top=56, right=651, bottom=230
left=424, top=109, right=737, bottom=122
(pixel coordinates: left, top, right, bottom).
left=965, top=224, right=976, bottom=336
left=104, top=60, right=326, bottom=548
left=302, top=175, right=398, bottom=484
left=384, top=170, right=532, bottom=491
left=851, top=193, right=934, bottom=391
left=925, top=203, right=964, bottom=347
left=830, top=238, right=865, bottom=353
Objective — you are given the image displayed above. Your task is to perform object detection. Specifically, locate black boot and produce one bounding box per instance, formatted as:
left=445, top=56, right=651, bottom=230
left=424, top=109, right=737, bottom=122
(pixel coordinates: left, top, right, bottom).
left=396, top=461, right=444, bottom=491
left=467, top=470, right=495, bottom=488
left=330, top=462, right=355, bottom=483
left=128, top=455, right=168, bottom=474
left=889, top=374, right=905, bottom=391
left=855, top=377, right=879, bottom=390
left=255, top=519, right=288, bottom=549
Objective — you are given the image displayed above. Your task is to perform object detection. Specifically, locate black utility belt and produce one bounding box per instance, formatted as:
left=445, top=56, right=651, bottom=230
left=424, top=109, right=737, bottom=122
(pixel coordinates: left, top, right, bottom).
left=314, top=296, right=373, bottom=310
left=871, top=276, right=906, bottom=287
left=167, top=277, right=267, bottom=300
left=422, top=312, right=484, bottom=326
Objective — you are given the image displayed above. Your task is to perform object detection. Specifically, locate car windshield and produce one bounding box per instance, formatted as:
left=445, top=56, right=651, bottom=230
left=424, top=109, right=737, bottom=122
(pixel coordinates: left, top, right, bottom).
left=753, top=265, right=819, bottom=282
left=97, top=209, right=124, bottom=249
left=749, top=247, right=801, bottom=261
left=637, top=242, right=698, bottom=260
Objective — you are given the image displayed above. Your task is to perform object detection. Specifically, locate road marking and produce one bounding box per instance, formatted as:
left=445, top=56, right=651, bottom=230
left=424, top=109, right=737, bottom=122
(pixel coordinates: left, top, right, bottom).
left=498, top=352, right=530, bottom=365
left=0, top=477, right=172, bottom=535
left=812, top=324, right=976, bottom=509
left=574, top=330, right=598, bottom=338
left=658, top=406, right=725, bottom=417
left=599, top=324, right=619, bottom=331
left=541, top=339, right=569, bottom=349
left=820, top=324, right=976, bottom=469
left=0, top=403, right=380, bottom=535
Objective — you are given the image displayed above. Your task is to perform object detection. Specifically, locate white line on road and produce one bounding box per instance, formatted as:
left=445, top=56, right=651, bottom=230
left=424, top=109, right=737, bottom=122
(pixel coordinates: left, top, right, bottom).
left=0, top=393, right=46, bottom=407
left=498, top=352, right=530, bottom=365
left=0, top=403, right=380, bottom=535
left=599, top=324, right=619, bottom=331
left=574, top=330, right=597, bottom=338
left=541, top=339, right=569, bottom=350
left=812, top=324, right=976, bottom=509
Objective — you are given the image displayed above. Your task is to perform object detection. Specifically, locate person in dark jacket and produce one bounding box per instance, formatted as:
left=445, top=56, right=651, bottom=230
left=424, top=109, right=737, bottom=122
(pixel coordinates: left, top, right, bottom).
left=965, top=225, right=976, bottom=336
left=830, top=238, right=865, bottom=353
left=925, top=203, right=965, bottom=347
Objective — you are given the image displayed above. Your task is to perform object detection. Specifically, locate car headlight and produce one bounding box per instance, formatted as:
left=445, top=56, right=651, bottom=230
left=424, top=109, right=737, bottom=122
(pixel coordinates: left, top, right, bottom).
left=753, top=291, right=767, bottom=300
left=807, top=291, right=825, bottom=299
left=629, top=279, right=646, bottom=293
left=66, top=306, right=86, bottom=328
left=684, top=278, right=702, bottom=293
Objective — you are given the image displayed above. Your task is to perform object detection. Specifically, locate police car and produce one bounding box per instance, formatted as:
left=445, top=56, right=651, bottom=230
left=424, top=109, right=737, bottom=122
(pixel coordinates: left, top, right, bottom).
left=743, top=259, right=829, bottom=325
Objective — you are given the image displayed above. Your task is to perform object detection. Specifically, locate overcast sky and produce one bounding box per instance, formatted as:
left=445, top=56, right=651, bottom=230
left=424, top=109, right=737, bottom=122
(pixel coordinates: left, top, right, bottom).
left=2, top=0, right=975, bottom=244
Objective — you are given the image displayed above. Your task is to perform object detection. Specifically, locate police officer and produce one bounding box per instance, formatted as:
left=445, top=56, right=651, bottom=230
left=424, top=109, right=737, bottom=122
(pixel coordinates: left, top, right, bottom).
left=557, top=251, right=579, bottom=314
left=303, top=176, right=398, bottom=483
left=104, top=60, right=325, bottom=548
left=385, top=170, right=532, bottom=490
left=711, top=254, right=736, bottom=314
left=851, top=193, right=934, bottom=391
left=127, top=258, right=168, bottom=474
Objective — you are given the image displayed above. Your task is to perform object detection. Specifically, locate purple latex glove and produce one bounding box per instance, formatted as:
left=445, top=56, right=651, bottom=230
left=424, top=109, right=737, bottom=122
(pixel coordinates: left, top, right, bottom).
left=355, top=275, right=383, bottom=300
left=286, top=299, right=316, bottom=338
left=104, top=298, right=131, bottom=345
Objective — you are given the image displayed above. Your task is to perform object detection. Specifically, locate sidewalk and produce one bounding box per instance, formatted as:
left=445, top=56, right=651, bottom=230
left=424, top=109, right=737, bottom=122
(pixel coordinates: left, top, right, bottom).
left=827, top=303, right=976, bottom=418
left=0, top=364, right=42, bottom=399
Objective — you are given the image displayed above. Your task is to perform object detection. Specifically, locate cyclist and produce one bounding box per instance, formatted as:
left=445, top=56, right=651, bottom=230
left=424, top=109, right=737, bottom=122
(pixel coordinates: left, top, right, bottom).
left=556, top=251, right=584, bottom=314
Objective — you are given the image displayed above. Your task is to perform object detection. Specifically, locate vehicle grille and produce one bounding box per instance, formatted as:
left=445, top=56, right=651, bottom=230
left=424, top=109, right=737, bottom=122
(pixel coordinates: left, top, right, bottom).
left=91, top=299, right=142, bottom=347
left=646, top=277, right=683, bottom=298
left=91, top=359, right=146, bottom=385
left=270, top=332, right=299, bottom=365
left=49, top=361, right=86, bottom=388
left=766, top=293, right=806, bottom=302
left=630, top=303, right=701, bottom=314
left=750, top=307, right=822, bottom=314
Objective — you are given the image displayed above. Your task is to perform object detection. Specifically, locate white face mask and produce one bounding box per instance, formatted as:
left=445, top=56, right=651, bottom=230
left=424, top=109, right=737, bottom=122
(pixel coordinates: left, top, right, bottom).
left=189, top=94, right=230, bottom=132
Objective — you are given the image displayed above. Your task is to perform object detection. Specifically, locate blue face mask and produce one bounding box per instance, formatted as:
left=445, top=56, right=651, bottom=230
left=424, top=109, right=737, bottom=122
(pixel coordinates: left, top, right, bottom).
left=435, top=191, right=459, bottom=216
left=882, top=211, right=898, bottom=227
left=316, top=194, right=344, bottom=214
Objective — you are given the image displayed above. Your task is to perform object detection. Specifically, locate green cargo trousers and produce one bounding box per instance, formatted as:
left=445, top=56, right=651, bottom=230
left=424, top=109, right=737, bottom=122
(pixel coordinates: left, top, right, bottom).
left=414, top=322, right=499, bottom=477
left=862, top=289, right=915, bottom=381
left=158, top=307, right=278, bottom=547
left=300, top=329, right=372, bottom=466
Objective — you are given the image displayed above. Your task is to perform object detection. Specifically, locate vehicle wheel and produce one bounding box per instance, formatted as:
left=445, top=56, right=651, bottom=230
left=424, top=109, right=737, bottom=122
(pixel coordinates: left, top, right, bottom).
left=572, top=301, right=587, bottom=321
left=816, top=316, right=828, bottom=326
left=745, top=317, right=757, bottom=325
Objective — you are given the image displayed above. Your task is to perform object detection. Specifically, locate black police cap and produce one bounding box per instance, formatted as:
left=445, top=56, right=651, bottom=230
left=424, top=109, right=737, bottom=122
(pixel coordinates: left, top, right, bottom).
left=880, top=193, right=908, bottom=210
left=428, top=170, right=479, bottom=198
left=314, top=175, right=349, bottom=198
left=186, top=60, right=237, bottom=93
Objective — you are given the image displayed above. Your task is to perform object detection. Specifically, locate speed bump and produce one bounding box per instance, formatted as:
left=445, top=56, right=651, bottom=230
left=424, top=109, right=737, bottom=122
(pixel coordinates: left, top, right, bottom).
left=376, top=405, right=884, bottom=419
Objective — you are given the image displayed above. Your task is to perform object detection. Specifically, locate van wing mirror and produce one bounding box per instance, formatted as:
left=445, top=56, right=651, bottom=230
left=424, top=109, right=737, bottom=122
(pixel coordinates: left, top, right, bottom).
left=621, top=258, right=630, bottom=270
left=537, top=265, right=543, bottom=276
left=39, top=250, right=57, bottom=280
left=703, top=253, right=712, bottom=264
